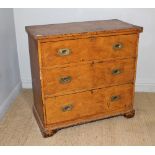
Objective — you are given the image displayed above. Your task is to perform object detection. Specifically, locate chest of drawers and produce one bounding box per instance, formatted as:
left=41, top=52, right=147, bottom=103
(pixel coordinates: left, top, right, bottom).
left=26, top=19, right=143, bottom=137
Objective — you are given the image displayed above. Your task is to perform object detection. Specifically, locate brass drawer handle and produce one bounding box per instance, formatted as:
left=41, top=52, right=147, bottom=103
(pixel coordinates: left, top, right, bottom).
left=112, top=69, right=122, bottom=75
left=62, top=104, right=73, bottom=112
left=113, top=43, right=123, bottom=50
left=58, top=48, right=71, bottom=56
left=111, top=95, right=121, bottom=102
left=59, top=76, right=72, bottom=84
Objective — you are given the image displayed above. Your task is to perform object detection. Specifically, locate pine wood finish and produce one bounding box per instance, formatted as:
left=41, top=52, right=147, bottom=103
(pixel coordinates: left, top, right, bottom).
left=42, top=58, right=135, bottom=96
left=40, top=34, right=138, bottom=67
left=26, top=19, right=143, bottom=137
left=45, top=84, right=133, bottom=125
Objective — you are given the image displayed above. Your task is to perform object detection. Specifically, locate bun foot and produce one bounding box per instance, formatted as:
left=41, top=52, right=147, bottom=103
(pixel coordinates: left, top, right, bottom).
left=42, top=129, right=58, bottom=138
left=124, top=109, right=135, bottom=118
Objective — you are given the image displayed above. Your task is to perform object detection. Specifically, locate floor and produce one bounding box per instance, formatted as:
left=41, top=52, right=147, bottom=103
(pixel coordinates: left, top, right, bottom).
left=0, top=89, right=155, bottom=146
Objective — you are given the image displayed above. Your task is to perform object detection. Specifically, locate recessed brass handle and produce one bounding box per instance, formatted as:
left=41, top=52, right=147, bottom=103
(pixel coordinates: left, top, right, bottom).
left=58, top=48, right=71, bottom=56
left=112, top=69, right=122, bottom=75
left=59, top=76, right=72, bottom=84
left=62, top=104, right=73, bottom=112
left=111, top=95, right=121, bottom=102
left=113, top=43, right=123, bottom=50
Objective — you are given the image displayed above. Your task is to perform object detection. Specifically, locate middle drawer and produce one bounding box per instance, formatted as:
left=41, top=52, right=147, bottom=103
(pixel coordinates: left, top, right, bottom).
left=42, top=58, right=135, bottom=96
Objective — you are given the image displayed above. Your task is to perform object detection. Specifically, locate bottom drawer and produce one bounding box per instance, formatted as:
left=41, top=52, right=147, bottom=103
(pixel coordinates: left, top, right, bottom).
left=44, top=84, right=133, bottom=125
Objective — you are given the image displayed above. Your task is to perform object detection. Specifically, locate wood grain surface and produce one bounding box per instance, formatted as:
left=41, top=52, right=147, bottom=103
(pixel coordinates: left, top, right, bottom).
left=25, top=19, right=143, bottom=40
left=40, top=34, right=138, bottom=67
left=42, top=58, right=135, bottom=96
left=27, top=36, right=45, bottom=124
left=26, top=19, right=143, bottom=137
left=45, top=84, right=133, bottom=125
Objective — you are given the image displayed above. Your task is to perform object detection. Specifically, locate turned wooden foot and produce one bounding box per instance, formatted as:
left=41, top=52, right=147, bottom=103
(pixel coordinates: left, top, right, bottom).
left=124, top=109, right=135, bottom=118
left=42, top=129, right=58, bottom=138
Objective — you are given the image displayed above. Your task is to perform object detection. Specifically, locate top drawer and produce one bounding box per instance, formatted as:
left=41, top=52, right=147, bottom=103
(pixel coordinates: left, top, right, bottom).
left=40, top=34, right=138, bottom=67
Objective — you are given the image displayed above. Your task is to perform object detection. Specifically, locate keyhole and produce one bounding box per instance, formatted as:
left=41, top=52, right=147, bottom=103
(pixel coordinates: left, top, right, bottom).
left=114, top=69, right=119, bottom=74
left=115, top=44, right=121, bottom=48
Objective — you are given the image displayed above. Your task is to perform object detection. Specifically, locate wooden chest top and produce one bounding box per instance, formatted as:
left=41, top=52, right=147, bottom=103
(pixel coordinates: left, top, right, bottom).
left=25, top=19, right=143, bottom=40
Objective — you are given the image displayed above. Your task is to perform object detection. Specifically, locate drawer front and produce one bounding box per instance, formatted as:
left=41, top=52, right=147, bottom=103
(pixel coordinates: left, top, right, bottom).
left=45, top=84, right=133, bottom=125
left=40, top=34, right=138, bottom=67
left=42, top=58, right=135, bottom=96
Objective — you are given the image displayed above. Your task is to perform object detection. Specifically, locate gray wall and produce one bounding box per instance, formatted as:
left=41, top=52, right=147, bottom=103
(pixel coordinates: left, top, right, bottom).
left=0, top=9, right=21, bottom=118
left=14, top=8, right=155, bottom=91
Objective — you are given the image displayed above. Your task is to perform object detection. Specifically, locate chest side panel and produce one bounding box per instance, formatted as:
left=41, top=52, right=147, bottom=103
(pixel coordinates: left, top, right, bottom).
left=28, top=36, right=45, bottom=124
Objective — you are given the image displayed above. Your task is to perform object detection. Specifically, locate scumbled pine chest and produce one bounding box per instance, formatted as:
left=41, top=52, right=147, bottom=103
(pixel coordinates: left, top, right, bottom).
left=26, top=19, right=143, bottom=137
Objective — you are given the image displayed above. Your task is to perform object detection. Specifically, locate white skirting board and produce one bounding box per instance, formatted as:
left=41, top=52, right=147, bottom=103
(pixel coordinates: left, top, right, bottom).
left=0, top=82, right=22, bottom=119
left=22, top=78, right=155, bottom=92
left=135, top=83, right=155, bottom=92
left=21, top=78, right=32, bottom=88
